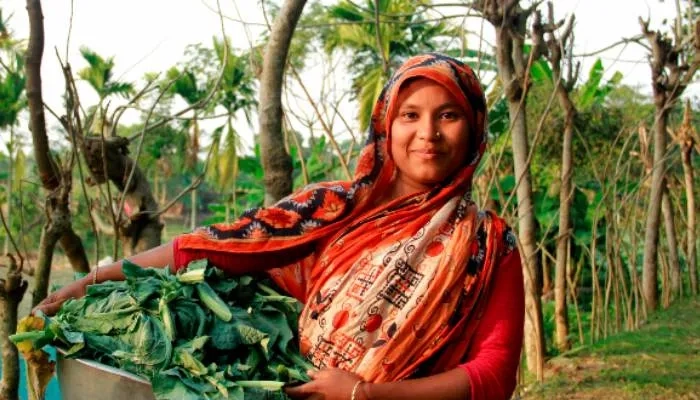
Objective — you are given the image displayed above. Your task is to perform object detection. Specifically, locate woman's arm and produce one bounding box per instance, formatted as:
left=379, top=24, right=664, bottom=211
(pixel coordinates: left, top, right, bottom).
left=93, top=241, right=176, bottom=282
left=286, top=368, right=470, bottom=400
left=33, top=242, right=175, bottom=315
left=361, top=368, right=470, bottom=400
left=457, top=250, right=524, bottom=400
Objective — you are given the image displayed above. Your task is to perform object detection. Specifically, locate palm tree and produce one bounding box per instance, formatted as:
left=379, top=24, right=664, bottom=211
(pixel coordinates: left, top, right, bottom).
left=78, top=47, right=134, bottom=135
left=78, top=47, right=134, bottom=100
left=166, top=63, right=211, bottom=230
left=323, top=0, right=454, bottom=131
left=208, top=38, right=257, bottom=222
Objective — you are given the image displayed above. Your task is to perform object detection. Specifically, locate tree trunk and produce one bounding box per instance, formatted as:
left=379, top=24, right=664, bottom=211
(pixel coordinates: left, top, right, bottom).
left=59, top=229, right=90, bottom=273
left=25, top=0, right=58, bottom=191
left=258, top=0, right=306, bottom=205
left=3, top=128, right=13, bottom=256
left=82, top=136, right=163, bottom=256
left=32, top=224, right=62, bottom=307
left=190, top=188, right=197, bottom=231
left=542, top=257, right=552, bottom=296
left=639, top=14, right=698, bottom=310
left=153, top=168, right=159, bottom=207
left=508, top=99, right=545, bottom=380
left=642, top=107, right=668, bottom=312
left=0, top=256, right=28, bottom=400
left=661, top=188, right=681, bottom=301
left=26, top=0, right=89, bottom=305
left=475, top=0, right=545, bottom=379
left=554, top=97, right=575, bottom=352
left=681, top=145, right=697, bottom=294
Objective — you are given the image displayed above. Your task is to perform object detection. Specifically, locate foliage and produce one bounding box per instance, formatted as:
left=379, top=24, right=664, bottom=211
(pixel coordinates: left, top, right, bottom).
left=0, top=53, right=25, bottom=128
left=78, top=47, right=135, bottom=100
left=322, top=0, right=456, bottom=131
left=576, top=59, right=624, bottom=110
left=11, top=259, right=313, bottom=400
left=207, top=38, right=257, bottom=195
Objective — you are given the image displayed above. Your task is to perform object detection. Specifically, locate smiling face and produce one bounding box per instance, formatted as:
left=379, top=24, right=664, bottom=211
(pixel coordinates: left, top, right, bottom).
left=389, top=78, right=470, bottom=197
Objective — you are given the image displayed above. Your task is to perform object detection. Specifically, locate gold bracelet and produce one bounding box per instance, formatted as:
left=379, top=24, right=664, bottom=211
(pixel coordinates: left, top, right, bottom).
left=92, top=265, right=99, bottom=285
left=351, top=380, right=364, bottom=400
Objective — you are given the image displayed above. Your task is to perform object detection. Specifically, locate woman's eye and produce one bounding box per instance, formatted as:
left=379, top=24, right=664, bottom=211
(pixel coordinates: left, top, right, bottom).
left=401, top=112, right=418, bottom=120
left=440, top=111, right=460, bottom=120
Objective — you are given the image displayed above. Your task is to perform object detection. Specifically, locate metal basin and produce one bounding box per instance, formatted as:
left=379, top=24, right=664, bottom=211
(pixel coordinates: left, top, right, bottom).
left=56, top=348, right=156, bottom=400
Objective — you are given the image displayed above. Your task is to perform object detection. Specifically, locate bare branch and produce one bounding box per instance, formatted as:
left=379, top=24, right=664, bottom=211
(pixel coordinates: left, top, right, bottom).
left=573, top=35, right=649, bottom=57
left=201, top=0, right=473, bottom=28
left=289, top=65, right=352, bottom=180
left=129, top=143, right=217, bottom=221
left=125, top=1, right=229, bottom=143
left=89, top=206, right=117, bottom=236
left=0, top=201, right=23, bottom=271
left=65, top=0, right=75, bottom=60
left=113, top=73, right=176, bottom=240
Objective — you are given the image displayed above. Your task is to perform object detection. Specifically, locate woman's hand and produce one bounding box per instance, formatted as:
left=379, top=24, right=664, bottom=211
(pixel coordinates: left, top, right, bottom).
left=32, top=277, right=89, bottom=316
left=285, top=368, right=365, bottom=400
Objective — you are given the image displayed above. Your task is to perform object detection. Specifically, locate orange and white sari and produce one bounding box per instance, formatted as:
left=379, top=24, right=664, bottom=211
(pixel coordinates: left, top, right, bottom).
left=176, top=53, right=518, bottom=382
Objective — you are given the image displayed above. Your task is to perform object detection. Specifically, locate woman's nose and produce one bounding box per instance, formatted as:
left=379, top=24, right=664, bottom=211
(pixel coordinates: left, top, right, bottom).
left=416, top=117, right=438, bottom=141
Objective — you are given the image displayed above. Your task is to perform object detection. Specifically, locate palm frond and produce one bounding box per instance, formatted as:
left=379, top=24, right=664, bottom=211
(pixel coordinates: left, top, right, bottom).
left=218, top=120, right=239, bottom=189
left=78, top=46, right=129, bottom=100
left=206, top=125, right=225, bottom=185
left=357, top=66, right=387, bottom=132
left=104, top=81, right=135, bottom=98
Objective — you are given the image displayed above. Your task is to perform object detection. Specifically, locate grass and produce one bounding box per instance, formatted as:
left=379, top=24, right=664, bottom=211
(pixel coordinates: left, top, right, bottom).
left=523, top=297, right=700, bottom=399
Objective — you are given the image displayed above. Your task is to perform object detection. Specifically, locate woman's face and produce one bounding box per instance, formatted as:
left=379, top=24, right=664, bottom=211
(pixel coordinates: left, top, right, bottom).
left=389, top=78, right=470, bottom=195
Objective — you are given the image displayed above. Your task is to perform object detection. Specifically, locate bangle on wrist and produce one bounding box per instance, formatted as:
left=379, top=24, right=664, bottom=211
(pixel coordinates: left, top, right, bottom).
left=351, top=380, right=364, bottom=400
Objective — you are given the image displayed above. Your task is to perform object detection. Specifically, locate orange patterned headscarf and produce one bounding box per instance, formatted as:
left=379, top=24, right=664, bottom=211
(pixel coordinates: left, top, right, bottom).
left=177, top=53, right=516, bottom=381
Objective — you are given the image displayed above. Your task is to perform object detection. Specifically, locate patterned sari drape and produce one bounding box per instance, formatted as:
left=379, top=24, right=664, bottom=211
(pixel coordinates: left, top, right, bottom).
left=177, top=53, right=516, bottom=381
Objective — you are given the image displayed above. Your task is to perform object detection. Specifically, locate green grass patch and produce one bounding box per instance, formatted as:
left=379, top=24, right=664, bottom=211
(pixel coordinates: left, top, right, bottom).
left=524, top=298, right=700, bottom=399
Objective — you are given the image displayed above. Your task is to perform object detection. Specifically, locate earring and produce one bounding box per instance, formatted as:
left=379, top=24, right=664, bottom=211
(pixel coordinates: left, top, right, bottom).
left=435, top=131, right=442, bottom=139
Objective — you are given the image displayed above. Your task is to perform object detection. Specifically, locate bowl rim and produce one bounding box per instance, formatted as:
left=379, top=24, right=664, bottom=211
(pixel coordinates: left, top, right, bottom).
left=55, top=346, right=152, bottom=385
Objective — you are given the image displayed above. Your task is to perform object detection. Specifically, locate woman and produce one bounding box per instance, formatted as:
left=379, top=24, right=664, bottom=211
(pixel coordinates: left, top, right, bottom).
left=36, top=53, right=524, bottom=400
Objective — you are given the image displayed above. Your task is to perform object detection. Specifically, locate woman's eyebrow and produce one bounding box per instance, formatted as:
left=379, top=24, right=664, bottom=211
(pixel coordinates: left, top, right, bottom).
left=436, top=102, right=462, bottom=111
left=397, top=101, right=461, bottom=110
left=397, top=104, right=420, bottom=111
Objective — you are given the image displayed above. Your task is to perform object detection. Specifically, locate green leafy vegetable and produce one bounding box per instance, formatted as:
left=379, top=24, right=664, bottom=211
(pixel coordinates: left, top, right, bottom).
left=12, top=259, right=314, bottom=399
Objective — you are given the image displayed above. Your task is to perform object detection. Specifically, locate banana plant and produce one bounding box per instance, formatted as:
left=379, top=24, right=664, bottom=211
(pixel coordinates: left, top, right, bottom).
left=206, top=38, right=257, bottom=223
left=323, top=0, right=455, bottom=132
left=166, top=52, right=215, bottom=230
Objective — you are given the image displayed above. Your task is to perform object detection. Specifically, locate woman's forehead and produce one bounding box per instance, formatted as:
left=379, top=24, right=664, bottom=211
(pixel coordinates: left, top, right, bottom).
left=395, top=78, right=462, bottom=105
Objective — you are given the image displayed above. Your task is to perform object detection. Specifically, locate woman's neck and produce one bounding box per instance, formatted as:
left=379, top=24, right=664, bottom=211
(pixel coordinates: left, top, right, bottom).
left=372, top=178, right=427, bottom=207
left=389, top=177, right=430, bottom=200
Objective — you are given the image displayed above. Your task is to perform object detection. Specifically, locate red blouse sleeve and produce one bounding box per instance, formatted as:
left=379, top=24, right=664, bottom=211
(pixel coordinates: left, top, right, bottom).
left=458, top=250, right=525, bottom=400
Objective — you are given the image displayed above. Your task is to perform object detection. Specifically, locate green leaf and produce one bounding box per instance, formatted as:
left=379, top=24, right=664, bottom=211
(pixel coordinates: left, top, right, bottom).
left=530, top=59, right=553, bottom=83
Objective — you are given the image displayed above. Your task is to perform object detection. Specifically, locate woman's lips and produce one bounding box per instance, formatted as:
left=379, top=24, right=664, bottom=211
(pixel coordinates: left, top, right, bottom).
left=411, top=149, right=444, bottom=160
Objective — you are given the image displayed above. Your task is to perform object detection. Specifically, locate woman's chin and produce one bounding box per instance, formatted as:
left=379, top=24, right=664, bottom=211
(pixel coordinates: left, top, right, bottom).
left=413, top=174, right=447, bottom=188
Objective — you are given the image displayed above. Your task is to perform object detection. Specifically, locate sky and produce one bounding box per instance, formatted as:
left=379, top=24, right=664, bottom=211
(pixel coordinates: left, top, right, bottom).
left=1, top=0, right=696, bottom=154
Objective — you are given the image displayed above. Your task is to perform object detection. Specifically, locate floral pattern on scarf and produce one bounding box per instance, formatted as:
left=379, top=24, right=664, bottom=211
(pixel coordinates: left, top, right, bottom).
left=177, top=53, right=517, bottom=382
